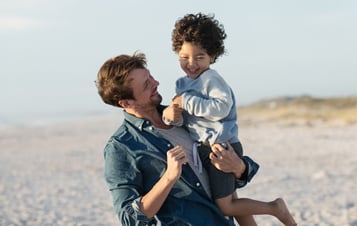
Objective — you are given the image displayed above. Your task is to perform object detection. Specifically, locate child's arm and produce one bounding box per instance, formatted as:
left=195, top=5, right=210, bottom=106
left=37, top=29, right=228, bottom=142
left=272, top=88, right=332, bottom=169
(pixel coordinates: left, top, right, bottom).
left=177, top=73, right=234, bottom=121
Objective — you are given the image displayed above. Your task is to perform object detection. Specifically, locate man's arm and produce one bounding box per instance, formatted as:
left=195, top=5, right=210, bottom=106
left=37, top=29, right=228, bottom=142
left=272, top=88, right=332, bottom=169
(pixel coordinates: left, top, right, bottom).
left=140, top=146, right=188, bottom=217
left=105, top=140, right=189, bottom=223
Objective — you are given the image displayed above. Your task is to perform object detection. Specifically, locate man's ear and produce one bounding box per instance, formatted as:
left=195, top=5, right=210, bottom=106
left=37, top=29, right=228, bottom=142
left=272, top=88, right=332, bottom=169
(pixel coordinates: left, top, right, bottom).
left=118, top=99, right=130, bottom=108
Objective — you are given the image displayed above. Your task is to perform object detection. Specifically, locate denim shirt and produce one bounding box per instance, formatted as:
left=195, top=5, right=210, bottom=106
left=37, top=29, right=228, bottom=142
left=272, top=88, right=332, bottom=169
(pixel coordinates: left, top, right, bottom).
left=103, top=106, right=235, bottom=226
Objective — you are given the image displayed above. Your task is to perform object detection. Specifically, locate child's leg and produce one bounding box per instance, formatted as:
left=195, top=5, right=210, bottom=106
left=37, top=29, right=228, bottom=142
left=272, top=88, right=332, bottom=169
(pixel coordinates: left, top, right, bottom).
left=231, top=192, right=257, bottom=226
left=198, top=143, right=258, bottom=225
left=235, top=215, right=257, bottom=226
left=215, top=194, right=297, bottom=226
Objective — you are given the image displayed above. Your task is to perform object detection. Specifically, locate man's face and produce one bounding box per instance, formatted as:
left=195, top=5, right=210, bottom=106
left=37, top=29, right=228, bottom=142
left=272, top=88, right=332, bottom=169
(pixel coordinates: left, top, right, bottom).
left=127, top=68, right=162, bottom=109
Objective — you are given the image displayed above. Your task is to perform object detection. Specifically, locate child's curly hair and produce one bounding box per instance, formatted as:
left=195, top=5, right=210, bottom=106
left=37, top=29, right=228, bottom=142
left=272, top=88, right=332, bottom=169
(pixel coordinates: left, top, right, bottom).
left=172, top=13, right=227, bottom=63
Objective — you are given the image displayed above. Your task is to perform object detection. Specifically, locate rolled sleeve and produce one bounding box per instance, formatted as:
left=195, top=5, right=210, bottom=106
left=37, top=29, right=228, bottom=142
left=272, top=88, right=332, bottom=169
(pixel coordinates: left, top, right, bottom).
left=104, top=141, right=156, bottom=225
left=235, top=156, right=260, bottom=189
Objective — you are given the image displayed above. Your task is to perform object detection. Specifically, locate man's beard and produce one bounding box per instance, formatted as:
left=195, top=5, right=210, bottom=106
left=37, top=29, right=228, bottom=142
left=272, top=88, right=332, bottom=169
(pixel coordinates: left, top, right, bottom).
left=138, top=93, right=162, bottom=108
left=151, top=93, right=163, bottom=106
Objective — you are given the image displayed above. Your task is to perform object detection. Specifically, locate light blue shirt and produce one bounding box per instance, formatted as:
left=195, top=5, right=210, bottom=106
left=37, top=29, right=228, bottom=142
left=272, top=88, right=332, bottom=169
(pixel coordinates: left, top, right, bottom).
left=176, top=69, right=239, bottom=145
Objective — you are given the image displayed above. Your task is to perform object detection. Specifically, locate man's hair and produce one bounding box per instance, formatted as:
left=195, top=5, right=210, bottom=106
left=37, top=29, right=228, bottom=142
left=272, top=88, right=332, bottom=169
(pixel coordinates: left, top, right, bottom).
left=172, top=13, right=227, bottom=63
left=96, top=52, right=147, bottom=107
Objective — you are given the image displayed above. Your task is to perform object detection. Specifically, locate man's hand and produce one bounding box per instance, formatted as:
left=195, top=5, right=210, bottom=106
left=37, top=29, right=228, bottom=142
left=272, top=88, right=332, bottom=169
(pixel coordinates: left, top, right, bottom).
left=141, top=146, right=188, bottom=218
left=210, top=143, right=246, bottom=179
left=164, top=146, right=188, bottom=182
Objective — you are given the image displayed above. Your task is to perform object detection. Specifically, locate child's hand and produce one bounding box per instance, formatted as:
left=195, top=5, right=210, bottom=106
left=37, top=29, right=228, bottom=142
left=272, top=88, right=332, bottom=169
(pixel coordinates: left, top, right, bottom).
left=163, top=103, right=183, bottom=123
left=172, top=95, right=182, bottom=108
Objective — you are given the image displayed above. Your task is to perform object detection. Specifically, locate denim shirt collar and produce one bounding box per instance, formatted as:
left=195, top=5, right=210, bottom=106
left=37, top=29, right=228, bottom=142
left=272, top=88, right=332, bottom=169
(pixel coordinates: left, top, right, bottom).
left=122, top=105, right=166, bottom=131
left=123, top=110, right=148, bottom=131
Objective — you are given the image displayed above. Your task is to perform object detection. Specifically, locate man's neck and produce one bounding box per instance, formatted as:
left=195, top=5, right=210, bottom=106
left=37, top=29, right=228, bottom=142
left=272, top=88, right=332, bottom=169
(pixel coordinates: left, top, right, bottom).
left=125, top=106, right=171, bottom=129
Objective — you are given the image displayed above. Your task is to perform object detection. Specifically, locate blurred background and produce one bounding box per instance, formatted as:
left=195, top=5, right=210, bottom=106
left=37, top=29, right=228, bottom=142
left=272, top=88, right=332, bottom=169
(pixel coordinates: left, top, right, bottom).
left=1, top=2, right=357, bottom=225
left=1, top=0, right=356, bottom=126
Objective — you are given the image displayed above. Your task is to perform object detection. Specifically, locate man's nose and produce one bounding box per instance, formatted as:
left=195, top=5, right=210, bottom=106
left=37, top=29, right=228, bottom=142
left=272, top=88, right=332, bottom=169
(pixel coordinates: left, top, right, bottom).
left=150, top=77, right=159, bottom=86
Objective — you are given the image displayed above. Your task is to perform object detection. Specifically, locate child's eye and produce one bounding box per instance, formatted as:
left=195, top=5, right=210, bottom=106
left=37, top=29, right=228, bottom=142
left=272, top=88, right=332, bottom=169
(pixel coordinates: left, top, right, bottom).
left=179, top=56, right=189, bottom=61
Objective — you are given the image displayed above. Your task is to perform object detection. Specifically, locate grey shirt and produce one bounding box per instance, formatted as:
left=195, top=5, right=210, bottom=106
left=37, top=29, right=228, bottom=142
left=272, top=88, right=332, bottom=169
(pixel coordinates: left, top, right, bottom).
left=155, top=126, right=212, bottom=197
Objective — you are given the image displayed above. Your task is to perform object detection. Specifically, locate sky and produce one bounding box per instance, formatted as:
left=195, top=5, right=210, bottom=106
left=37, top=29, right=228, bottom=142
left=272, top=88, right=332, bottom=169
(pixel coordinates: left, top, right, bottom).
left=1, top=0, right=356, bottom=125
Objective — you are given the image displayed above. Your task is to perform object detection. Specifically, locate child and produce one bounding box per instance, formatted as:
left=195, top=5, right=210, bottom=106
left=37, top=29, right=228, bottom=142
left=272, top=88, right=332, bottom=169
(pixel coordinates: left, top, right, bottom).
left=163, top=13, right=297, bottom=226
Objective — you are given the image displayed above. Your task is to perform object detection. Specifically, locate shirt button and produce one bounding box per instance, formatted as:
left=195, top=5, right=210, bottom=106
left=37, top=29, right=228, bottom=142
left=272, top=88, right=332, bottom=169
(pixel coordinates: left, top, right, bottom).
left=196, top=182, right=200, bottom=187
left=167, top=144, right=171, bottom=148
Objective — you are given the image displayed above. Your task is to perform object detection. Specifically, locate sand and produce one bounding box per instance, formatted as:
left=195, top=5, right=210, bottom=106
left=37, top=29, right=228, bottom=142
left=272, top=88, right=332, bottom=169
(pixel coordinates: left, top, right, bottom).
left=1, top=113, right=356, bottom=226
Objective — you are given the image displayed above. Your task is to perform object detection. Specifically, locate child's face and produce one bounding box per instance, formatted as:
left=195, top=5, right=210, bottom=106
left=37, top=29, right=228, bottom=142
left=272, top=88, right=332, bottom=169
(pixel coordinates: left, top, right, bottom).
left=178, top=42, right=212, bottom=79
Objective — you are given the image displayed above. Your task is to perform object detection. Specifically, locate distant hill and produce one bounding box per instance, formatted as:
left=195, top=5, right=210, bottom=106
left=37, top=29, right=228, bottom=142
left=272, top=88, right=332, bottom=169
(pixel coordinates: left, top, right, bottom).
left=237, top=95, right=357, bottom=126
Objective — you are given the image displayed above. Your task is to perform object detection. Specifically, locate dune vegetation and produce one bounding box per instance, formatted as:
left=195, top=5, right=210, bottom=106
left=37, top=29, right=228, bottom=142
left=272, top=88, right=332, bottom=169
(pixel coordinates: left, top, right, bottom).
left=238, top=95, right=357, bottom=126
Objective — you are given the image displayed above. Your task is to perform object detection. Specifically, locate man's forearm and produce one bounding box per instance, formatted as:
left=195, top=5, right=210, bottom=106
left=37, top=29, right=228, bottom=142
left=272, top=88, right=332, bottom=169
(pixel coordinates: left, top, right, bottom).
left=140, top=171, right=176, bottom=218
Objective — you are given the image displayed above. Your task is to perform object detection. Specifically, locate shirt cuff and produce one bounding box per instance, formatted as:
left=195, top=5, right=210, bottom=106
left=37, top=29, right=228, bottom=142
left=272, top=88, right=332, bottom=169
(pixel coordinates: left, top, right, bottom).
left=132, top=197, right=157, bottom=224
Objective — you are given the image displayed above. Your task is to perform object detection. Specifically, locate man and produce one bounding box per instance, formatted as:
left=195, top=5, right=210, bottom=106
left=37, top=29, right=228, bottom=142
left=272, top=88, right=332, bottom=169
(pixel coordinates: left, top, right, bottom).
left=96, top=52, right=254, bottom=226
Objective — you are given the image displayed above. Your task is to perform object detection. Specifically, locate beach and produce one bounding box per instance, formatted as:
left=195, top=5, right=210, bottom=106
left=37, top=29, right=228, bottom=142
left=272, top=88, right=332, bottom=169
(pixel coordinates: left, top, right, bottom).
left=1, top=112, right=356, bottom=226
